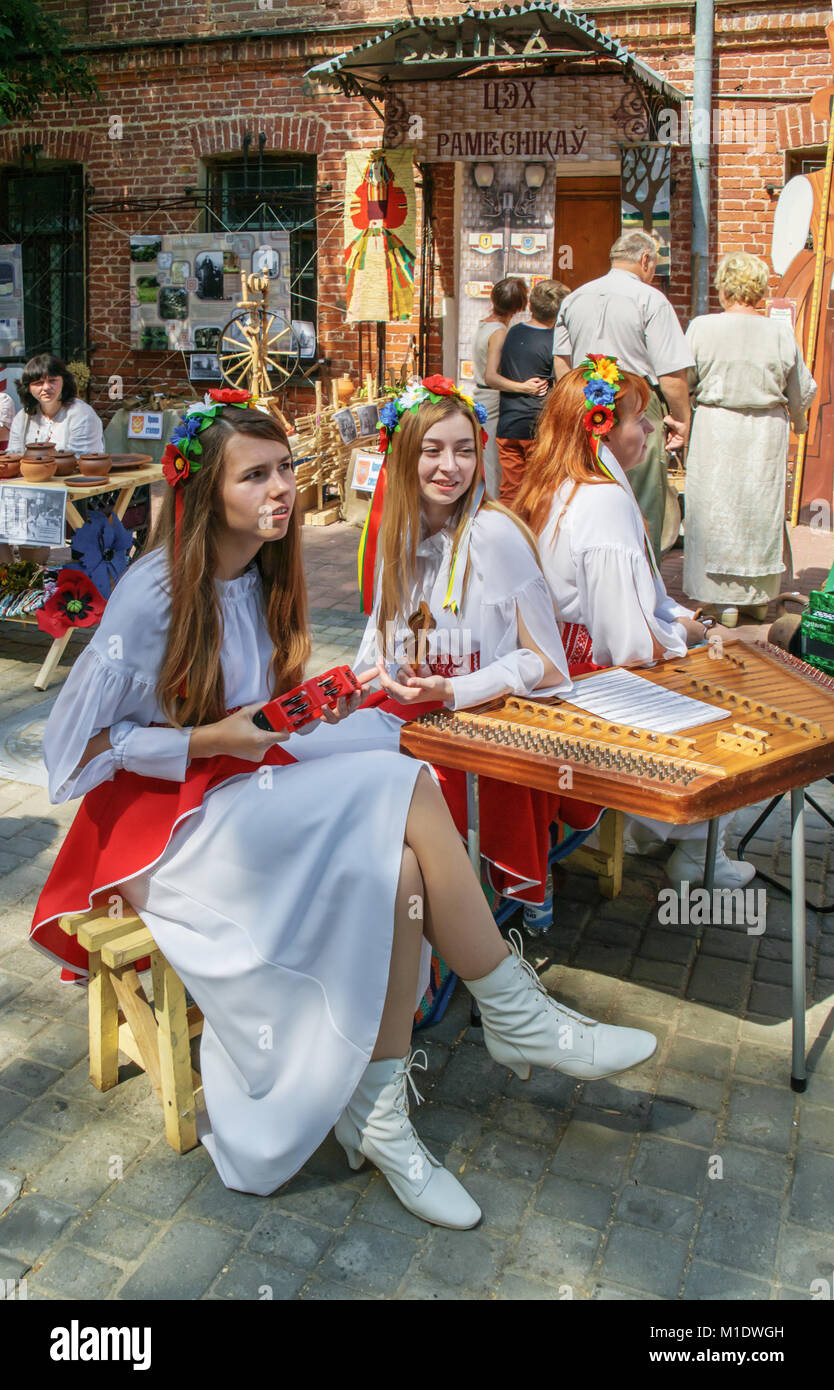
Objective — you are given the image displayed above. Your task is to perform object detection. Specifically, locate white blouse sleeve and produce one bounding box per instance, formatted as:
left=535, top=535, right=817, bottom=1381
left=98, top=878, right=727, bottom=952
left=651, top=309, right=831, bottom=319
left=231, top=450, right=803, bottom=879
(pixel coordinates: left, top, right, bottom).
left=7, top=409, right=26, bottom=453
left=42, top=553, right=192, bottom=802
left=43, top=644, right=192, bottom=803
left=578, top=544, right=687, bottom=668
left=449, top=514, right=572, bottom=709
left=65, top=401, right=105, bottom=454
left=0, top=393, right=15, bottom=430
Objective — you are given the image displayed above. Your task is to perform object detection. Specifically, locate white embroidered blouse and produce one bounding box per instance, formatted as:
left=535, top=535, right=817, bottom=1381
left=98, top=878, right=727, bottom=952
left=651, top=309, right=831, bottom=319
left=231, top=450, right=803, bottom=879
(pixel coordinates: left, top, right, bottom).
left=355, top=506, right=572, bottom=708
left=537, top=443, right=692, bottom=667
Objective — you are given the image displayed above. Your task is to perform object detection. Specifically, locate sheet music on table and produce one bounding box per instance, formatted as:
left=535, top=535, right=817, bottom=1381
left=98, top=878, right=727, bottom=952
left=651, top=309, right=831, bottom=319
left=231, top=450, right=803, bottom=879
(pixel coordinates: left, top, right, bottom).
left=565, top=668, right=729, bottom=735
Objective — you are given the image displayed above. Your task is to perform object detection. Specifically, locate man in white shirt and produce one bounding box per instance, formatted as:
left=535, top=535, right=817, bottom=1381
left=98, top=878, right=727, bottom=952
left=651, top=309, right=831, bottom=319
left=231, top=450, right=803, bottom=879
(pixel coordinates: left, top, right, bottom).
left=553, top=230, right=693, bottom=560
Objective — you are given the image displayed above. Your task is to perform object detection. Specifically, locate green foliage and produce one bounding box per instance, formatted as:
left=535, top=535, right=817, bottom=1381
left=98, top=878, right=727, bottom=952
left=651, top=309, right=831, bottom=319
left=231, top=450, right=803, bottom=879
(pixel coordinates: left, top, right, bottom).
left=0, top=0, right=97, bottom=124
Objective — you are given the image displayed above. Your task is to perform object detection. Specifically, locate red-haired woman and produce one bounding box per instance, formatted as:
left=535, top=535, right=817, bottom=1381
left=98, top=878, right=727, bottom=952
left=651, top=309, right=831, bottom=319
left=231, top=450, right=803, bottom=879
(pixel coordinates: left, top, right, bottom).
left=515, top=359, right=756, bottom=890
left=30, top=392, right=655, bottom=1231
left=356, top=376, right=602, bottom=924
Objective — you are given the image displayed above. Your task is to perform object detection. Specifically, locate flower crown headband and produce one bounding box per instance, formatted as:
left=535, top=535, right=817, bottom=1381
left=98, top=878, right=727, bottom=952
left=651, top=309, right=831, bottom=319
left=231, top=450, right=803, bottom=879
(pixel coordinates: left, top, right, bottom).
left=377, top=375, right=489, bottom=455
left=160, top=387, right=254, bottom=489
left=580, top=354, right=623, bottom=455
left=578, top=353, right=660, bottom=578
left=360, top=375, right=489, bottom=617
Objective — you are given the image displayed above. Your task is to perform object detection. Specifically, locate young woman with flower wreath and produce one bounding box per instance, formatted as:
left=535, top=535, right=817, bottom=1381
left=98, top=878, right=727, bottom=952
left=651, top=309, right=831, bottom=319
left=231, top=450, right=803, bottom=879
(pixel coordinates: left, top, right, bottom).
left=514, top=358, right=756, bottom=890
left=29, top=389, right=655, bottom=1229
left=355, top=375, right=604, bottom=925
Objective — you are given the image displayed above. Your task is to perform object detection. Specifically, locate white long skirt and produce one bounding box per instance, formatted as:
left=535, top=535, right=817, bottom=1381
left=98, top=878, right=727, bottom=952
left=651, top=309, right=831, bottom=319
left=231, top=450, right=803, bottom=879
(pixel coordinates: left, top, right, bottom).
left=683, top=404, right=789, bottom=606
left=122, top=711, right=430, bottom=1196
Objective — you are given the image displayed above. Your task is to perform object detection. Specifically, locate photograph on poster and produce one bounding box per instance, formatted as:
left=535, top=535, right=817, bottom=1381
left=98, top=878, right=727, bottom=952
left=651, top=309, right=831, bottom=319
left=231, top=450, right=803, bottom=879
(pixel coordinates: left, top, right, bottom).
left=292, top=320, right=317, bottom=360
left=333, top=409, right=358, bottom=445
left=356, top=404, right=380, bottom=437
left=0, top=484, right=67, bottom=547
left=189, top=354, right=222, bottom=381
left=130, top=232, right=291, bottom=350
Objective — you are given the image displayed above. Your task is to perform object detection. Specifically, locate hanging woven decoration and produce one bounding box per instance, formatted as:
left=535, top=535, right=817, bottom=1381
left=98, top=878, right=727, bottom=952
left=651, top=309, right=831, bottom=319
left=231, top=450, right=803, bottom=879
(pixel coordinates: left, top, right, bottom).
left=344, top=148, right=417, bottom=323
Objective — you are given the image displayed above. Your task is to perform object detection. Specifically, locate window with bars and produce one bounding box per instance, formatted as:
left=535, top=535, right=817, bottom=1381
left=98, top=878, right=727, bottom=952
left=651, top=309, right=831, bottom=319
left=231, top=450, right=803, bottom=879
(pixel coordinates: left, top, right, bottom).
left=0, top=162, right=85, bottom=362
left=204, top=156, right=317, bottom=334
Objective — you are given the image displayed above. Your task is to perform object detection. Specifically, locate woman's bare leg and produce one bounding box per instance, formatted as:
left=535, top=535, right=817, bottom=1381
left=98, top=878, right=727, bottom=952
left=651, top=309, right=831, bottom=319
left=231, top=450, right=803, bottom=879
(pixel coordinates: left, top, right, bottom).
left=371, top=846, right=425, bottom=1060
left=404, top=768, right=508, bottom=981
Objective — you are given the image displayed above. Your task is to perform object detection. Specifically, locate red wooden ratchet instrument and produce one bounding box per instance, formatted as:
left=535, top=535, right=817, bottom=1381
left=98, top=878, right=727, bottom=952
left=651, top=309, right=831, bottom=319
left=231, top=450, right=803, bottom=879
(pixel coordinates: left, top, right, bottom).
left=252, top=665, right=362, bottom=733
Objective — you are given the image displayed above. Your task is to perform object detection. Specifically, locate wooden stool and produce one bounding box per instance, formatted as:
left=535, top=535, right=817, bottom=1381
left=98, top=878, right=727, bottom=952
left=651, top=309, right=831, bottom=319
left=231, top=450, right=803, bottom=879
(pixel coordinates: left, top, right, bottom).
left=569, top=809, right=625, bottom=899
left=59, top=907, right=204, bottom=1153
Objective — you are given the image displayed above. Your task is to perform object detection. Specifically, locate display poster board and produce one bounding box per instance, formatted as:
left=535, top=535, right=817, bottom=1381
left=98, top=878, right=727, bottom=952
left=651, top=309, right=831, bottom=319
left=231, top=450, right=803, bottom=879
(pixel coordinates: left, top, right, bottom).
left=0, top=484, right=66, bottom=546
left=129, top=231, right=291, bottom=352
left=350, top=448, right=384, bottom=495
left=620, top=145, right=671, bottom=276
left=0, top=245, right=25, bottom=357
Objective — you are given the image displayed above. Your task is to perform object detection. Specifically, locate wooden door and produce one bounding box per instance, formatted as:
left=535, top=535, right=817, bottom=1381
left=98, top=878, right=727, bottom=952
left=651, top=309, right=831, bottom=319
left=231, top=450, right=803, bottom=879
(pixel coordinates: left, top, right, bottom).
left=553, top=176, right=622, bottom=291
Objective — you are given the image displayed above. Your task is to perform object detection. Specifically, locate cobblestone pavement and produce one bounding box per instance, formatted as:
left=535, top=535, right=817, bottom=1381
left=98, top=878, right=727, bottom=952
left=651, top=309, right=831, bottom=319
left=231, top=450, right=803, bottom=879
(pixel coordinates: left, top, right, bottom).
left=0, top=524, right=833, bottom=1301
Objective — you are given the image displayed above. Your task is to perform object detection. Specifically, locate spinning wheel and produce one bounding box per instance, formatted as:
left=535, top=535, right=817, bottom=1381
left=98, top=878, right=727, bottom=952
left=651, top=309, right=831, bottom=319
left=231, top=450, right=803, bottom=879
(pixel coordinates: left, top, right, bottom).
left=217, top=272, right=301, bottom=395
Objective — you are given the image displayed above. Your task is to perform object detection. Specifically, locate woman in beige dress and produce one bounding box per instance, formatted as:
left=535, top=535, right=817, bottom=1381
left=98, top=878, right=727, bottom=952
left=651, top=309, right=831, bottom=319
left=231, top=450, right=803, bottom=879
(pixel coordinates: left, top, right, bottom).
left=683, top=252, right=817, bottom=625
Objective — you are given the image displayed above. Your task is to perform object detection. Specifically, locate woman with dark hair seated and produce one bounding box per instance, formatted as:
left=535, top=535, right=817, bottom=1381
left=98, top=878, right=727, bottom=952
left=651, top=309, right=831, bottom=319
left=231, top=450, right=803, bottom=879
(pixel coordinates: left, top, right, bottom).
left=7, top=353, right=104, bottom=454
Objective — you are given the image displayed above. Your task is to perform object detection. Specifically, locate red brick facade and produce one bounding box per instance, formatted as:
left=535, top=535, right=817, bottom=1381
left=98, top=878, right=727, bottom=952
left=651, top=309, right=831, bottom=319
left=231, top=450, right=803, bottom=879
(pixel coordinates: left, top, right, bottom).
left=8, top=1, right=834, bottom=423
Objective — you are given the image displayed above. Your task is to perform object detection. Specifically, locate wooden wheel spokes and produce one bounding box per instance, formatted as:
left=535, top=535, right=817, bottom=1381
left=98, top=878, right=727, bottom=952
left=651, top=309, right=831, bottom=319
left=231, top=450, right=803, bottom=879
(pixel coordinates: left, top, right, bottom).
left=218, top=308, right=301, bottom=395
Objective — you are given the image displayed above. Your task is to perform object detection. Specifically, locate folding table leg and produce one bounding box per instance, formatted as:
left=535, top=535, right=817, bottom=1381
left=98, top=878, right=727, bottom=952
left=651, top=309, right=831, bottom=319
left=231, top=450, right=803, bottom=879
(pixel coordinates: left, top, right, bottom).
left=466, top=772, right=482, bottom=1027
left=702, top=817, right=719, bottom=893
left=790, top=787, right=807, bottom=1092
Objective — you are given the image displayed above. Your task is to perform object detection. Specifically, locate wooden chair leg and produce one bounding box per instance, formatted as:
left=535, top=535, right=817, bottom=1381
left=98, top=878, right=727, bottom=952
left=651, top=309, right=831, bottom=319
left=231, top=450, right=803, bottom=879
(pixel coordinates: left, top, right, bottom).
left=109, top=965, right=163, bottom=1099
left=151, top=953, right=198, bottom=1154
left=88, top=950, right=119, bottom=1091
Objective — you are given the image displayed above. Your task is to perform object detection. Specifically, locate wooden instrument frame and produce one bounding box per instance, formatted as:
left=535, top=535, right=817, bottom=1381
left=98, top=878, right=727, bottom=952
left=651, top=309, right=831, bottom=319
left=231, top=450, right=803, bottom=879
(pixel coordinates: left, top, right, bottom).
left=399, top=640, right=834, bottom=824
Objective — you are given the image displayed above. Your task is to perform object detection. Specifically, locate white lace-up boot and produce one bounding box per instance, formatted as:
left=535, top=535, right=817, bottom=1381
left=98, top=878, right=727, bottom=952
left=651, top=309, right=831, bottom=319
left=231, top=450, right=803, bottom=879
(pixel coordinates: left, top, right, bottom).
left=334, top=1049, right=482, bottom=1230
left=665, top=815, right=756, bottom=890
left=463, top=930, right=656, bottom=1082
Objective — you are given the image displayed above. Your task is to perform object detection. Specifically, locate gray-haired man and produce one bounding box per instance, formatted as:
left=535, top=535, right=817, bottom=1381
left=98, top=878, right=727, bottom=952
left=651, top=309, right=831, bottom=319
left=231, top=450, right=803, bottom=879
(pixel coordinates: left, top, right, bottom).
left=553, top=230, right=693, bottom=561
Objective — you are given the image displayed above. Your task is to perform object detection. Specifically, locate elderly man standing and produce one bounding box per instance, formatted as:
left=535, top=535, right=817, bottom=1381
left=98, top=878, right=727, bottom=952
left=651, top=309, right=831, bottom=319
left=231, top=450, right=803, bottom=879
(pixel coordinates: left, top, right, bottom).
left=553, top=230, right=693, bottom=561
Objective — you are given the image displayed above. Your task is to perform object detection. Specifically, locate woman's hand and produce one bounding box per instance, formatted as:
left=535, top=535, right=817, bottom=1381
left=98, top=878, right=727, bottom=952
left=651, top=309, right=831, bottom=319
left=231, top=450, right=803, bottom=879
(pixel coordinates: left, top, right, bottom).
left=310, top=666, right=378, bottom=728
left=663, top=414, right=688, bottom=452
left=523, top=377, right=549, bottom=396
left=377, top=663, right=453, bottom=705
left=680, top=616, right=711, bottom=647
left=189, top=704, right=291, bottom=763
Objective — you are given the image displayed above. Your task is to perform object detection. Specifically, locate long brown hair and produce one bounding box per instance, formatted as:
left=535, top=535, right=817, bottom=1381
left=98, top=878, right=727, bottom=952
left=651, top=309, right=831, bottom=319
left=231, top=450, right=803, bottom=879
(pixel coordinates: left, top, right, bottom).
left=148, top=408, right=310, bottom=727
left=376, top=396, right=539, bottom=649
left=515, top=367, right=651, bottom=538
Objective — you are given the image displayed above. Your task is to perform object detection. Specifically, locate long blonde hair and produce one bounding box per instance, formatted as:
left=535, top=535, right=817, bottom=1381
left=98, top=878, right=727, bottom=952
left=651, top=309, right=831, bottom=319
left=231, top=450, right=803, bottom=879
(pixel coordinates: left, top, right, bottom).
left=375, top=397, right=540, bottom=646
left=148, top=408, right=310, bottom=727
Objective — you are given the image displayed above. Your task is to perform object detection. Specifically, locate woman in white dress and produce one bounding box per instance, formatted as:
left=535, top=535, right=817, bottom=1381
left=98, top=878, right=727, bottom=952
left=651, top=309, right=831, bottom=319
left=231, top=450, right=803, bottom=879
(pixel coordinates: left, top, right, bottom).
left=515, top=357, right=756, bottom=890
left=355, top=376, right=602, bottom=928
left=471, top=277, right=542, bottom=499
left=683, top=252, right=817, bottom=626
left=31, top=390, right=655, bottom=1230
left=7, top=353, right=104, bottom=454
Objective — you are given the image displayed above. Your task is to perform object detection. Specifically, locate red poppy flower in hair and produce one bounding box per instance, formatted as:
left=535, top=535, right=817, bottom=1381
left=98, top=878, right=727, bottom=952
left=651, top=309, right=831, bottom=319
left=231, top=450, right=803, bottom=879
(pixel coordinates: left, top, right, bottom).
left=208, top=388, right=253, bottom=406
left=583, top=403, right=615, bottom=437
left=161, top=442, right=191, bottom=487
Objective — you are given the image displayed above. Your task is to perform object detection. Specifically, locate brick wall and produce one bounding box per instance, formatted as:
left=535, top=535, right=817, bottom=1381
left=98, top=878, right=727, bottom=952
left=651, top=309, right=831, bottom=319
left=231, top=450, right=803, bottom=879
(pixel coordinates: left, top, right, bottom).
left=7, top=0, right=834, bottom=418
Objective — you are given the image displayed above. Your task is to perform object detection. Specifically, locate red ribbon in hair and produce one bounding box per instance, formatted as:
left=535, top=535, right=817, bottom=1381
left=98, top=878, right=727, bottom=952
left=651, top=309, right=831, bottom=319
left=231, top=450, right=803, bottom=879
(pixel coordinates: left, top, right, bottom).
left=358, top=460, right=387, bottom=615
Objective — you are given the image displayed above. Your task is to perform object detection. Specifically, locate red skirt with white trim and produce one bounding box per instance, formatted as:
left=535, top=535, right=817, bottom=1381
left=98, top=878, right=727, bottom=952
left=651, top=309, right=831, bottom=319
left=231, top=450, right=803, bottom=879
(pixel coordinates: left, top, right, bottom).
left=30, top=743, right=298, bottom=983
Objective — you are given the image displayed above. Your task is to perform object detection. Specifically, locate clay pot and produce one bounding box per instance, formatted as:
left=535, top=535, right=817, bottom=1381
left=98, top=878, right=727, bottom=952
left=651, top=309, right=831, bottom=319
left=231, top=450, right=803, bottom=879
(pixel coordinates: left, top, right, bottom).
left=77, top=453, right=111, bottom=476
left=24, top=443, right=56, bottom=460
left=20, top=457, right=58, bottom=482
left=335, top=374, right=355, bottom=404
left=0, top=452, right=23, bottom=478
left=53, top=451, right=78, bottom=476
